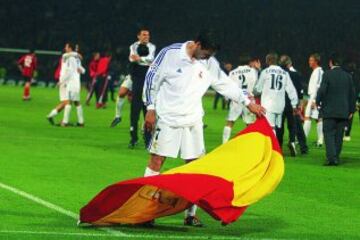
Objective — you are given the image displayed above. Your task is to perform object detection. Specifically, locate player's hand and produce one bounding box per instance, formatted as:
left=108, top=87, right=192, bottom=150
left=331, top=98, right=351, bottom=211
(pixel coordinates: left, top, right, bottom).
left=349, top=113, right=353, bottom=120
left=130, top=54, right=141, bottom=61
left=247, top=102, right=266, bottom=117
left=145, top=110, right=156, bottom=132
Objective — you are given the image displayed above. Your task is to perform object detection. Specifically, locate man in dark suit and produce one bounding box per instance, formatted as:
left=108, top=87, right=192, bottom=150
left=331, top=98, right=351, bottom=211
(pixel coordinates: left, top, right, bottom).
left=316, top=53, right=356, bottom=166
left=278, top=55, right=308, bottom=156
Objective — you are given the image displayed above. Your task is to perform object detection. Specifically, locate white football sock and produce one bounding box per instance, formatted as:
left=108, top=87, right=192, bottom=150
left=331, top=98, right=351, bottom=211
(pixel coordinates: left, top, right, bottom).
left=76, top=105, right=84, bottom=124
left=62, top=105, right=71, bottom=124
left=115, top=97, right=125, bottom=118
left=144, top=167, right=160, bottom=177
left=303, top=120, right=311, bottom=137
left=317, top=121, right=323, bottom=144
left=222, top=126, right=232, bottom=143
left=48, top=109, right=58, bottom=118
left=185, top=205, right=197, bottom=217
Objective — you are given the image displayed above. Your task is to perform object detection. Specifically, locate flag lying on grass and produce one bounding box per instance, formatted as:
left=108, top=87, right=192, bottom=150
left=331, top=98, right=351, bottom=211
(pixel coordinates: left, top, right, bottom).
left=80, top=118, right=284, bottom=225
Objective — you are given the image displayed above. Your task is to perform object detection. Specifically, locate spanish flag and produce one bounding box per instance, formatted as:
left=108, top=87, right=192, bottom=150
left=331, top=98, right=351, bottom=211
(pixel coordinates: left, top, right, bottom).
left=80, top=118, right=284, bottom=225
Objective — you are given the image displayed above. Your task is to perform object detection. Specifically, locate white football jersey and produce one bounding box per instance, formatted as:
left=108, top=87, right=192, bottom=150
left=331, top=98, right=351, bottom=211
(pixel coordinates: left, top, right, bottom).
left=229, top=65, right=258, bottom=95
left=59, top=52, right=85, bottom=92
left=307, top=66, right=324, bottom=101
left=143, top=41, right=250, bottom=127
left=253, top=65, right=298, bottom=114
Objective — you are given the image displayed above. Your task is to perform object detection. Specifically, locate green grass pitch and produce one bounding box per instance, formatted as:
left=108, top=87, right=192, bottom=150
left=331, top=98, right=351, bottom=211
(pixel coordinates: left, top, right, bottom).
left=0, top=85, right=359, bottom=239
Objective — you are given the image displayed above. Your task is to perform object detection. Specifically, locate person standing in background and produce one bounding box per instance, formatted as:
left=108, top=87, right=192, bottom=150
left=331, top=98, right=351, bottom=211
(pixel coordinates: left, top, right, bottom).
left=316, top=53, right=356, bottom=166
left=17, top=49, right=37, bottom=100
left=303, top=53, right=324, bottom=147
left=95, top=51, right=112, bottom=109
left=128, top=28, right=156, bottom=148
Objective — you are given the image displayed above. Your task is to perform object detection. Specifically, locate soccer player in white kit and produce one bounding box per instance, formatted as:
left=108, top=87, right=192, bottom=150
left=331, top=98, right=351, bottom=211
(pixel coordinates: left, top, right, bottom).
left=142, top=31, right=265, bottom=227
left=303, top=53, right=324, bottom=146
left=253, top=53, right=299, bottom=135
left=57, top=43, right=85, bottom=127
left=222, top=55, right=258, bottom=143
left=47, top=43, right=84, bottom=125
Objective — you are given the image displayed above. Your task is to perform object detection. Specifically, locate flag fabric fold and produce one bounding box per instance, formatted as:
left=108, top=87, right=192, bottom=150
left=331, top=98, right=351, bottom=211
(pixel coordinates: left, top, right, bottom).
left=80, top=117, right=284, bottom=225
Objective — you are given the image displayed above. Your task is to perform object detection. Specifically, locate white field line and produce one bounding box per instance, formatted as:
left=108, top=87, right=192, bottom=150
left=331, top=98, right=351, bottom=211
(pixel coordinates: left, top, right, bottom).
left=0, top=230, right=280, bottom=240
left=0, top=181, right=126, bottom=237
left=0, top=181, right=278, bottom=240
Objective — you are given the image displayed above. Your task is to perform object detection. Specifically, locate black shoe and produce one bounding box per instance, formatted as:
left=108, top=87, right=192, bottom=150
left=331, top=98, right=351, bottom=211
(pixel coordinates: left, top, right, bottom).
left=128, top=141, right=138, bottom=149
left=288, top=142, right=297, bottom=157
left=47, top=117, right=55, bottom=126
left=139, top=220, right=155, bottom=228
left=110, top=117, right=121, bottom=127
left=300, top=149, right=309, bottom=155
left=184, top=216, right=204, bottom=227
left=323, top=162, right=338, bottom=166
left=76, top=123, right=85, bottom=127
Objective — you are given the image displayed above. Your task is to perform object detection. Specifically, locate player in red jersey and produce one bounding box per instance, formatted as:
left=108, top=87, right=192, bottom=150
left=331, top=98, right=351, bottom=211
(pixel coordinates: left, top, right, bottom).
left=85, top=52, right=100, bottom=105
left=94, top=52, right=112, bottom=109
left=17, top=50, right=37, bottom=100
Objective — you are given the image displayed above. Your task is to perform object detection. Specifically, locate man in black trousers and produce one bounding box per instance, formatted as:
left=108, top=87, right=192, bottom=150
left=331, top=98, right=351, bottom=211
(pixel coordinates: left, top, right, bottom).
left=316, top=53, right=356, bottom=166
left=278, top=55, right=308, bottom=156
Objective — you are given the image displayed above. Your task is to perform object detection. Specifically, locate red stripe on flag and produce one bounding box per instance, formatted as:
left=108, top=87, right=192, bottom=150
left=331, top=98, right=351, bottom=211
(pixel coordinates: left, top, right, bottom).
left=80, top=173, right=247, bottom=224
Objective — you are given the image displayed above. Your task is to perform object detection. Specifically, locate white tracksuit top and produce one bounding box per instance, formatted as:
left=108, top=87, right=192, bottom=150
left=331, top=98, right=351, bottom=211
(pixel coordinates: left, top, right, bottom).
left=307, top=66, right=324, bottom=102
left=143, top=41, right=250, bottom=127
left=253, top=65, right=298, bottom=114
left=229, top=65, right=258, bottom=96
left=59, top=52, right=85, bottom=92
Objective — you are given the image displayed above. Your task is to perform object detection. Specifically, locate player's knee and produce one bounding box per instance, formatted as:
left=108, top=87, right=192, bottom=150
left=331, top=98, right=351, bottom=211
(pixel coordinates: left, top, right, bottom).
left=148, top=155, right=164, bottom=171
left=119, top=87, right=128, bottom=97
left=226, top=121, right=234, bottom=128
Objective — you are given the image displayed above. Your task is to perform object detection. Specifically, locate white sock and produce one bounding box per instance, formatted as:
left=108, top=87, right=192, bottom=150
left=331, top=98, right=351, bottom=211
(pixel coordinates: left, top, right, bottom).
left=185, top=205, right=197, bottom=217
left=303, top=120, right=311, bottom=137
left=317, top=121, right=323, bottom=144
left=115, top=97, right=125, bottom=118
left=76, top=105, right=84, bottom=124
left=48, top=109, right=58, bottom=118
left=144, top=167, right=160, bottom=177
left=222, top=126, right=232, bottom=143
left=62, top=105, right=71, bottom=124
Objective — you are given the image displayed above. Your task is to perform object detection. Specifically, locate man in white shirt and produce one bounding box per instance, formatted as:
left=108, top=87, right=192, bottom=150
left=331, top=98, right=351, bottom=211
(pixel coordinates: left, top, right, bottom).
left=253, top=53, right=298, bottom=136
left=57, top=43, right=85, bottom=127
left=47, top=43, right=85, bottom=126
left=303, top=53, right=324, bottom=147
left=142, top=31, right=265, bottom=227
left=222, top=54, right=258, bottom=143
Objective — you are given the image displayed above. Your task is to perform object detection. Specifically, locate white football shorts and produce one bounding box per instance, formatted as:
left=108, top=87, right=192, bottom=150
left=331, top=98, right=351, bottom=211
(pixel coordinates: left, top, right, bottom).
left=149, top=119, right=205, bottom=160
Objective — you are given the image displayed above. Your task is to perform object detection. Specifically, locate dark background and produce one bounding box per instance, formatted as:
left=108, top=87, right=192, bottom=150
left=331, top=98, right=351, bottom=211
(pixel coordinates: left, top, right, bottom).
left=1, top=0, right=360, bottom=82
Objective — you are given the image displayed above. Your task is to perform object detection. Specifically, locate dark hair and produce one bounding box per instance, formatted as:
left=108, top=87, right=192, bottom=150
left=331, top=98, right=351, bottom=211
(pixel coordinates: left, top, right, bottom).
left=266, top=52, right=278, bottom=65
left=194, top=30, right=220, bottom=51
left=329, top=52, right=343, bottom=66
left=310, top=53, right=321, bottom=64
left=66, top=42, right=76, bottom=51
left=137, top=43, right=149, bottom=57
left=138, top=27, right=150, bottom=35
left=239, top=54, right=251, bottom=65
